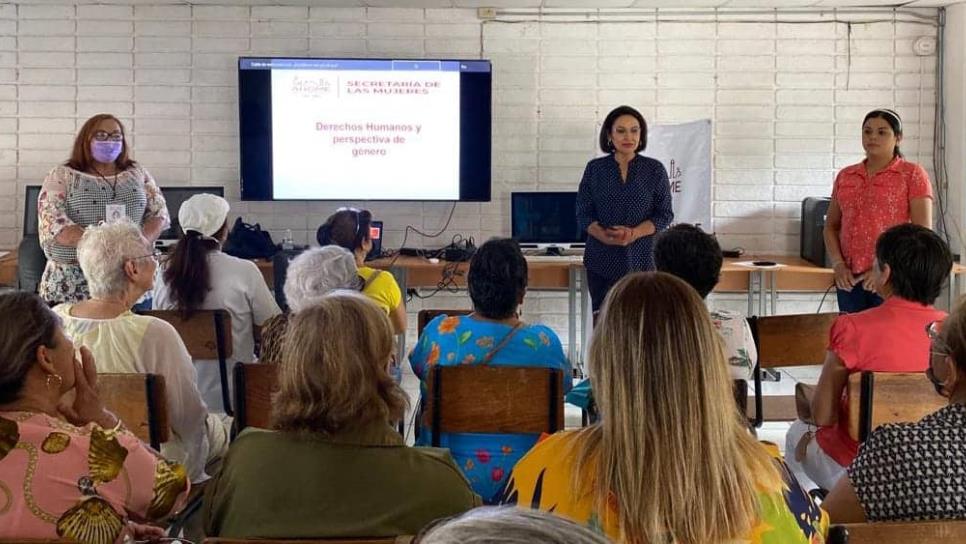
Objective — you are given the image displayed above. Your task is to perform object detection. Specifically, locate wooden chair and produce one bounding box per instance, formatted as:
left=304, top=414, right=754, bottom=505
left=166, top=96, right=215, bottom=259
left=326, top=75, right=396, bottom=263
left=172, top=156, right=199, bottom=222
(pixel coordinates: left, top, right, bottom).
left=140, top=309, right=234, bottom=415
left=232, top=362, right=279, bottom=433
left=416, top=309, right=471, bottom=337
left=846, top=371, right=946, bottom=443
left=205, top=537, right=411, bottom=544
left=747, top=313, right=839, bottom=427
left=829, top=520, right=966, bottom=543
left=424, top=365, right=564, bottom=447
left=96, top=373, right=168, bottom=450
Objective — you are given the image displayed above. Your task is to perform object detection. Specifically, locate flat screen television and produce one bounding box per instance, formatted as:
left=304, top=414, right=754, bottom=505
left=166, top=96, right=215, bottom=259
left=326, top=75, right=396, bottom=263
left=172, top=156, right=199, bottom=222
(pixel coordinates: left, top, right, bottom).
left=238, top=57, right=492, bottom=202
left=158, top=186, right=226, bottom=242
left=511, top=192, right=584, bottom=254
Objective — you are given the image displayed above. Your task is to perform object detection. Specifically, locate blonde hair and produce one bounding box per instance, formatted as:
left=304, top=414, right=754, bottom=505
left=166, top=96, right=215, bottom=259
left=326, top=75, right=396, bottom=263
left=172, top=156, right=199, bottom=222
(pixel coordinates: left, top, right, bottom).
left=271, top=291, right=408, bottom=434
left=572, top=272, right=781, bottom=544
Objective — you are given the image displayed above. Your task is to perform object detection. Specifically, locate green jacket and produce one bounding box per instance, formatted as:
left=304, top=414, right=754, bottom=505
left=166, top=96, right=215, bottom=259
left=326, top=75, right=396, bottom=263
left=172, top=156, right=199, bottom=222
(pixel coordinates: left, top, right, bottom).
left=203, top=423, right=481, bottom=538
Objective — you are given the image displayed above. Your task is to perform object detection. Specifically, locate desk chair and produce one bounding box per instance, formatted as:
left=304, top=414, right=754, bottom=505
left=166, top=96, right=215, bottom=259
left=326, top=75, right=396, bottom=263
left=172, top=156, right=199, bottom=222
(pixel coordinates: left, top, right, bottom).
left=139, top=309, right=234, bottom=415
left=829, top=520, right=966, bottom=543
left=424, top=365, right=564, bottom=447
left=747, top=313, right=839, bottom=427
left=232, top=362, right=278, bottom=434
left=17, top=185, right=46, bottom=294
left=96, top=373, right=168, bottom=450
left=846, top=371, right=946, bottom=443
left=416, top=309, right=472, bottom=337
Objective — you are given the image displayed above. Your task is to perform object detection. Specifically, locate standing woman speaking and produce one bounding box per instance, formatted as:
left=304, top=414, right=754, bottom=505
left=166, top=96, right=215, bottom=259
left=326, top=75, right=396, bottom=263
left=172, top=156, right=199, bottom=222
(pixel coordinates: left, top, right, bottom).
left=825, top=108, right=933, bottom=313
left=38, top=114, right=169, bottom=305
left=577, top=105, right=674, bottom=312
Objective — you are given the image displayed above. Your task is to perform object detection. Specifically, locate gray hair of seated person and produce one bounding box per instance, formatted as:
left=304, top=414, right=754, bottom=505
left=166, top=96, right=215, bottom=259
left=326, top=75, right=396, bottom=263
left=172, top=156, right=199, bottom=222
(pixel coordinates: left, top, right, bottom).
left=415, top=507, right=613, bottom=544
left=76, top=220, right=150, bottom=299
left=283, top=245, right=363, bottom=313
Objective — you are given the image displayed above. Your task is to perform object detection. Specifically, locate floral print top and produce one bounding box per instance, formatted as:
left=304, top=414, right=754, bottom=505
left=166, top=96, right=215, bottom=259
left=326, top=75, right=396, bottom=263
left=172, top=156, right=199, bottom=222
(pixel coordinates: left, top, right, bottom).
left=409, top=314, right=572, bottom=503
left=0, top=412, right=188, bottom=544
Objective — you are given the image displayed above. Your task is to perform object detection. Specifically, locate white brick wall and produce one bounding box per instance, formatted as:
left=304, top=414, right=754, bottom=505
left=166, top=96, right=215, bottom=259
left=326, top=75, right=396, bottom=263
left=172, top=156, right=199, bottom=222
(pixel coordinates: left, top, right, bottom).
left=0, top=4, right=943, bottom=349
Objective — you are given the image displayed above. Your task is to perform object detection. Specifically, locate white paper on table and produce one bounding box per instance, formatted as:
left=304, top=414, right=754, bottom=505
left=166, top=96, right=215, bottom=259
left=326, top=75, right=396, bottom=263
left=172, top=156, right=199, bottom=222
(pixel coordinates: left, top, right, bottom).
left=733, top=260, right=785, bottom=270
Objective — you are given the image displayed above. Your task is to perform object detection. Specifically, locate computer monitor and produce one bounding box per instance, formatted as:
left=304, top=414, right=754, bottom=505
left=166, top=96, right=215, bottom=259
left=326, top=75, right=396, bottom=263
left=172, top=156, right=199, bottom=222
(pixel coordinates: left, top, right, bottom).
left=511, top=191, right=584, bottom=255
left=367, top=220, right=383, bottom=261
left=24, top=185, right=41, bottom=236
left=158, top=186, right=226, bottom=241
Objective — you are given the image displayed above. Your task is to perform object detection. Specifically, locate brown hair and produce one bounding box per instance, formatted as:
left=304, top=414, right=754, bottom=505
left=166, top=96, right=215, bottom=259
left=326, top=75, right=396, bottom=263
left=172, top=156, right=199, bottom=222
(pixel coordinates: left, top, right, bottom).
left=0, top=292, right=60, bottom=404
left=572, top=272, right=781, bottom=543
left=162, top=226, right=228, bottom=320
left=66, top=113, right=135, bottom=173
left=271, top=291, right=408, bottom=434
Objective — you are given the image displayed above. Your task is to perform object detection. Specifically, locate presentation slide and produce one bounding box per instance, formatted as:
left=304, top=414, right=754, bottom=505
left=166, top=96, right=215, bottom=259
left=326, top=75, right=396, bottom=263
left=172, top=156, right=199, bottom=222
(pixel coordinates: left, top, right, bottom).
left=269, top=60, right=461, bottom=200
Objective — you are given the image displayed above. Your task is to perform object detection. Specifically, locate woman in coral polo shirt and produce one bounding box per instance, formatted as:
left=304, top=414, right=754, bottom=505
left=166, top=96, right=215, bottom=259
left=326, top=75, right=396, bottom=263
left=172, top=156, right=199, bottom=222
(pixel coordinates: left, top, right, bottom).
left=824, top=109, right=933, bottom=313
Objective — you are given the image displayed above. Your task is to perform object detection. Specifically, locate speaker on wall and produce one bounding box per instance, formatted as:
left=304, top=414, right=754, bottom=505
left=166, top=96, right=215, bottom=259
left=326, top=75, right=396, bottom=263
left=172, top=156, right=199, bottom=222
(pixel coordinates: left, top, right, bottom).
left=801, top=197, right=831, bottom=267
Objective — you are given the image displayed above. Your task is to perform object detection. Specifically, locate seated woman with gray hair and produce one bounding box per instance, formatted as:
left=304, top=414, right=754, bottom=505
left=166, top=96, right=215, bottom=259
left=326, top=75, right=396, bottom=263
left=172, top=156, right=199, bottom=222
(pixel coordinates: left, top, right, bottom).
left=204, top=291, right=479, bottom=538
left=259, top=245, right=363, bottom=365
left=52, top=220, right=228, bottom=484
left=415, top=507, right=612, bottom=544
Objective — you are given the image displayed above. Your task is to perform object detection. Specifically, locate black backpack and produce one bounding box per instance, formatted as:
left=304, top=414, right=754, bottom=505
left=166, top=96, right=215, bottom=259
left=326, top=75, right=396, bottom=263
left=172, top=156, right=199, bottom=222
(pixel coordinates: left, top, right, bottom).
left=223, top=217, right=278, bottom=260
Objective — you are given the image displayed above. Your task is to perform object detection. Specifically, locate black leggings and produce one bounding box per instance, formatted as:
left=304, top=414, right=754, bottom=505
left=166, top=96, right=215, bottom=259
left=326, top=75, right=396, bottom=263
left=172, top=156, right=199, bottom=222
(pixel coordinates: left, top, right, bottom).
left=586, top=268, right=622, bottom=314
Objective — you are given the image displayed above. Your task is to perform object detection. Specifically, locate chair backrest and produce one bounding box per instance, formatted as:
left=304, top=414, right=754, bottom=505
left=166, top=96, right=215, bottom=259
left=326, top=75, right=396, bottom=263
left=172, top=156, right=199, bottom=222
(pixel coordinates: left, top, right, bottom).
left=97, top=373, right=169, bottom=449
left=233, top=362, right=279, bottom=433
left=140, top=309, right=234, bottom=414
left=141, top=309, right=233, bottom=359
left=846, top=371, right=946, bottom=442
left=829, top=520, right=966, bottom=544
left=425, top=365, right=564, bottom=446
left=17, top=235, right=46, bottom=294
left=417, top=309, right=472, bottom=337
left=751, top=312, right=839, bottom=368
left=204, top=537, right=410, bottom=544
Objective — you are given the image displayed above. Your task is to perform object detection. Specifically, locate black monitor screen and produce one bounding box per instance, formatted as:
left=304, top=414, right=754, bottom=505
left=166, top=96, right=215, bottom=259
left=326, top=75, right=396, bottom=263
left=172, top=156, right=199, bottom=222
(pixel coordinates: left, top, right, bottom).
left=24, top=185, right=41, bottom=236
left=511, top=192, right=582, bottom=245
left=159, top=186, right=226, bottom=240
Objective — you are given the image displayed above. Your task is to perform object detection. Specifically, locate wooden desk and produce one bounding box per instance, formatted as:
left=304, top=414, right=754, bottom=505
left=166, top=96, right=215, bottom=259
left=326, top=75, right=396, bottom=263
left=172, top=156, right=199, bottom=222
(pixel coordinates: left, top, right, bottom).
left=0, top=248, right=18, bottom=287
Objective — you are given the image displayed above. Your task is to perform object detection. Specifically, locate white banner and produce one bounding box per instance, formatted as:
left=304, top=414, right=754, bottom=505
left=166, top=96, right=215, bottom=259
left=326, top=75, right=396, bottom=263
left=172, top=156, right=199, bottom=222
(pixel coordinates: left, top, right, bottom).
left=646, top=119, right=712, bottom=230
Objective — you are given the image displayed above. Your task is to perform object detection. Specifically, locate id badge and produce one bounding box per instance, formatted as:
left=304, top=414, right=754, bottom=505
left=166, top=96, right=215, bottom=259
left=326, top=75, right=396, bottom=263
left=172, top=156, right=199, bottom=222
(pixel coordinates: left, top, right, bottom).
left=105, top=203, right=126, bottom=224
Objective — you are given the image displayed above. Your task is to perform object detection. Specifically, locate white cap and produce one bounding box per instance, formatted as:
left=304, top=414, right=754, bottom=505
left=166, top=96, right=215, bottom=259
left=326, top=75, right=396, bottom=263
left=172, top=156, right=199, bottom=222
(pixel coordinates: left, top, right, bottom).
left=178, top=193, right=230, bottom=238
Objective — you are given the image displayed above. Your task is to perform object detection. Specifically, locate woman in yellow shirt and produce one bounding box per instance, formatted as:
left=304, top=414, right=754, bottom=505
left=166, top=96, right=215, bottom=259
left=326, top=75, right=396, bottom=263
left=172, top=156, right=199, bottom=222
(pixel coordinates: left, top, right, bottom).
left=502, top=272, right=827, bottom=544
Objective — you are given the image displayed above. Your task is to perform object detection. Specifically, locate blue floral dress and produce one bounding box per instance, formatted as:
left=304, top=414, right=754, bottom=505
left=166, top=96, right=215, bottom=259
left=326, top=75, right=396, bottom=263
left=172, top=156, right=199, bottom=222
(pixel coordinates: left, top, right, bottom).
left=409, top=314, right=571, bottom=503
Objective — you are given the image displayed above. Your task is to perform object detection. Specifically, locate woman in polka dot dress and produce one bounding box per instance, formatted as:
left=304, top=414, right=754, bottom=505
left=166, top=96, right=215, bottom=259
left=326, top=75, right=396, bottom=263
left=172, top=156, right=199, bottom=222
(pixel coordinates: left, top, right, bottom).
left=824, top=109, right=933, bottom=313
left=576, top=105, right=674, bottom=312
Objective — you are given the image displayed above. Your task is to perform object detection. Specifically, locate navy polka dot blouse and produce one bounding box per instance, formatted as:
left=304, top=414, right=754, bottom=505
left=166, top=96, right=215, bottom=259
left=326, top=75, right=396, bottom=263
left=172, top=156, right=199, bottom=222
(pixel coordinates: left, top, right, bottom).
left=576, top=154, right=674, bottom=280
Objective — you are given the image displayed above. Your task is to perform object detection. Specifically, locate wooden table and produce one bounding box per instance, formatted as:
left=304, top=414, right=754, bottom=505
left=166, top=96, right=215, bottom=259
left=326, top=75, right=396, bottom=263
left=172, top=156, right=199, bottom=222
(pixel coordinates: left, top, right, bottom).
left=0, top=248, right=18, bottom=287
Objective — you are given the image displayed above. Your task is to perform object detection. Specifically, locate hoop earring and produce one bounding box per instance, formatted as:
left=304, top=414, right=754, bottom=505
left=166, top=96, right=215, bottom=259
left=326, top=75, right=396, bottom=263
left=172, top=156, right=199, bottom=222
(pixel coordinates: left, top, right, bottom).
left=45, top=373, right=63, bottom=393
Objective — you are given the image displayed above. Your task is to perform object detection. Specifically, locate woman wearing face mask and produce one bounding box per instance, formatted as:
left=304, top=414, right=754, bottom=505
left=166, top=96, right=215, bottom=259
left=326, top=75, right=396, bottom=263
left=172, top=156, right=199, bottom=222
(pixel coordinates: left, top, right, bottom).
left=823, top=301, right=966, bottom=523
left=576, top=105, right=674, bottom=314
left=38, top=114, right=169, bottom=305
left=824, top=108, right=933, bottom=314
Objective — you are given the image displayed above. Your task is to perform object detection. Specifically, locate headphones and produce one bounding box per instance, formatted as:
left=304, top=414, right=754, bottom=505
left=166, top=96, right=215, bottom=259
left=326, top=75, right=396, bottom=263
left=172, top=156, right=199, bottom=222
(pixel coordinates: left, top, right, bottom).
left=317, top=208, right=371, bottom=250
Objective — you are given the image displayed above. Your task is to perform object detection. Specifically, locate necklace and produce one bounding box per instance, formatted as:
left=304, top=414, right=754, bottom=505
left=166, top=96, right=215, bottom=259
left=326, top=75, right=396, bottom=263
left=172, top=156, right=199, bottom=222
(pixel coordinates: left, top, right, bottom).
left=93, top=166, right=120, bottom=199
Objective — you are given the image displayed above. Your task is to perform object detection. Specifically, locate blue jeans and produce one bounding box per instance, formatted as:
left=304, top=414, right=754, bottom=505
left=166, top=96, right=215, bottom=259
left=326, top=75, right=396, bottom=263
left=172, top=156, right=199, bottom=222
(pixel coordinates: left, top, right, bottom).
left=836, top=285, right=883, bottom=313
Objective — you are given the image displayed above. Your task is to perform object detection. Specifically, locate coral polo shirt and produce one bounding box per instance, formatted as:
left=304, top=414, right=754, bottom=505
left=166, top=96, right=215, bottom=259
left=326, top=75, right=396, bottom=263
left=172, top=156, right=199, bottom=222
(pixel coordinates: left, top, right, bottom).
left=816, top=296, right=946, bottom=466
left=832, top=157, right=932, bottom=274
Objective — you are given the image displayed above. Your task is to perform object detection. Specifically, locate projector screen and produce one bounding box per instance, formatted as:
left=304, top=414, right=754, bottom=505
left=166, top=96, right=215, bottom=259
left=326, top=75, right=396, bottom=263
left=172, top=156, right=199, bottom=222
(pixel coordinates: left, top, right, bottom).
left=238, top=57, right=492, bottom=201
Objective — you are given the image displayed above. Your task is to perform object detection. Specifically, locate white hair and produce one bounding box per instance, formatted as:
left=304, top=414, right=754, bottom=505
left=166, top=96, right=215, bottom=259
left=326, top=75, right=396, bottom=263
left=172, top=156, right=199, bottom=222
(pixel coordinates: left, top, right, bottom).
left=416, top=507, right=613, bottom=544
left=76, top=221, right=148, bottom=299
left=283, top=245, right=362, bottom=313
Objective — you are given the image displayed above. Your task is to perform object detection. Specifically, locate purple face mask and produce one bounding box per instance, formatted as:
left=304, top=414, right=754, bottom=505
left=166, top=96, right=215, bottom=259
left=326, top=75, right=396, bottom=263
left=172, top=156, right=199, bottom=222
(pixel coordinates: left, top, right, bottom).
left=91, top=141, right=122, bottom=163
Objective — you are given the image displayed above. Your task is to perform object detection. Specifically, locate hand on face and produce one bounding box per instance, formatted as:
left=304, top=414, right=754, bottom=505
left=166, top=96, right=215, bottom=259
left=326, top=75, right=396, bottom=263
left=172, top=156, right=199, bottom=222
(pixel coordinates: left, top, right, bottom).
left=58, top=346, right=112, bottom=428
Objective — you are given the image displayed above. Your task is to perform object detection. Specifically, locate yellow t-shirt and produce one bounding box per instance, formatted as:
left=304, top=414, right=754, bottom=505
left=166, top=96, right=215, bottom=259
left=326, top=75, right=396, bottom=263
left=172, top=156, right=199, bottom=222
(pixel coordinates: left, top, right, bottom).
left=503, top=431, right=828, bottom=543
left=359, top=266, right=402, bottom=315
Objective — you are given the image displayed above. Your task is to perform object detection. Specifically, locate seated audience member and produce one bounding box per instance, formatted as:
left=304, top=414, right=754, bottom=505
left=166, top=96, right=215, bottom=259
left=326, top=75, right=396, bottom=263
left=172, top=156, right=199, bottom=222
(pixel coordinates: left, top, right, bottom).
left=654, top=223, right=756, bottom=379
left=0, top=291, right=188, bottom=542
left=503, top=272, right=827, bottom=543
left=204, top=292, right=479, bottom=538
left=53, top=221, right=228, bottom=484
left=409, top=238, right=572, bottom=503
left=152, top=193, right=281, bottom=411
left=823, top=298, right=966, bottom=523
left=260, top=245, right=362, bottom=365
left=317, top=207, right=406, bottom=334
left=785, top=224, right=951, bottom=491
left=415, top=507, right=612, bottom=544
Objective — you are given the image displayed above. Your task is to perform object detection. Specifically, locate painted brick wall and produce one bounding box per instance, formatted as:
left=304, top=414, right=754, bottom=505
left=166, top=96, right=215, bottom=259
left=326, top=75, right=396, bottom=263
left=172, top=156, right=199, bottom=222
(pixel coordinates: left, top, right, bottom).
left=0, top=4, right=941, bottom=350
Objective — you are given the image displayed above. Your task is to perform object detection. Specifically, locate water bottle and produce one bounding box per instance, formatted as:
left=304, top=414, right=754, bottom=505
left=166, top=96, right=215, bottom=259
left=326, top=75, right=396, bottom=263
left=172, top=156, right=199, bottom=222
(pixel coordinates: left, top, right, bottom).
left=282, top=228, right=294, bottom=251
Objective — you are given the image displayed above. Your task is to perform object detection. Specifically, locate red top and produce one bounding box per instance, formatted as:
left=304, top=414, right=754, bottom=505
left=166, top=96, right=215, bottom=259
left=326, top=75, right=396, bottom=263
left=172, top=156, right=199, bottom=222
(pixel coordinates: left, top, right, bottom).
left=816, top=296, right=946, bottom=466
left=832, top=157, right=932, bottom=274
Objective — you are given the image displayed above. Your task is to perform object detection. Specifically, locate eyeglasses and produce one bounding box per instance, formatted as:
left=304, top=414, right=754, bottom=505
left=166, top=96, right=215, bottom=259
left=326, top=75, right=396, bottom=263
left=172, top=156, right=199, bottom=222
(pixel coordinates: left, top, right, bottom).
left=926, top=320, right=951, bottom=357
left=93, top=131, right=123, bottom=142
left=130, top=250, right=161, bottom=262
